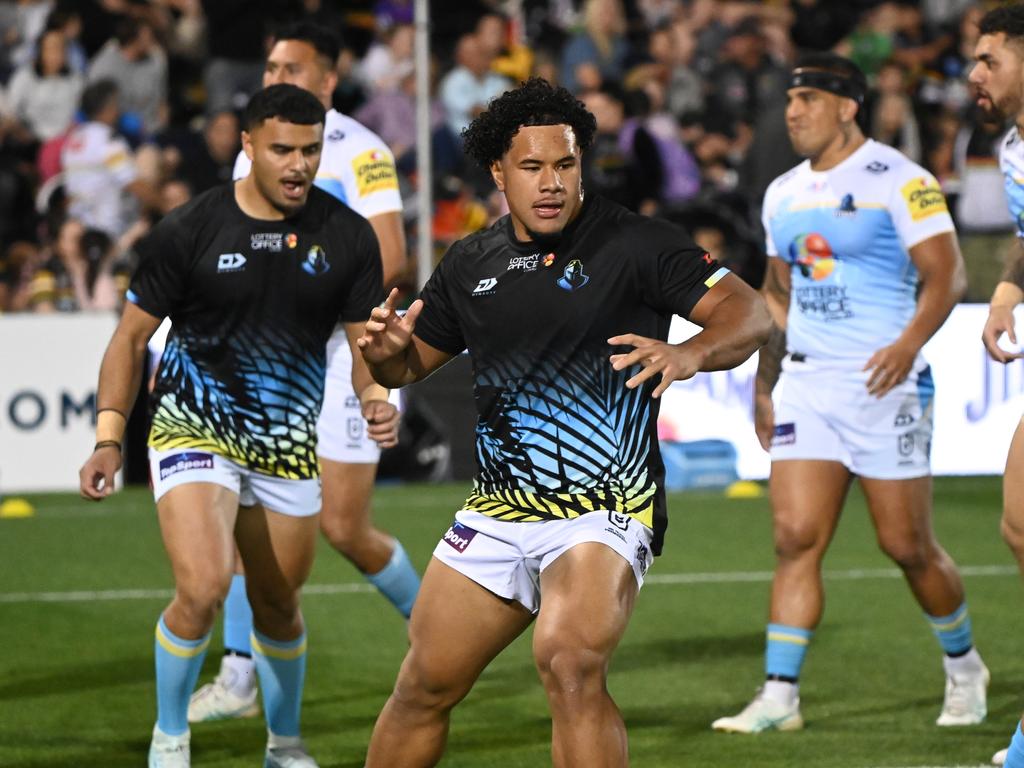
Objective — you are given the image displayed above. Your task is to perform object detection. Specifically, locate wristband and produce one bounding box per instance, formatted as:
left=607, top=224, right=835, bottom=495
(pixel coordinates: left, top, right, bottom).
left=96, top=409, right=127, bottom=444
left=94, top=440, right=122, bottom=451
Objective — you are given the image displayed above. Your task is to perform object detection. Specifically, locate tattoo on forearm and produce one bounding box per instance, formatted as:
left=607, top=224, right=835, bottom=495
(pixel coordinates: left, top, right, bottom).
left=755, top=324, right=786, bottom=395
left=1002, top=248, right=1024, bottom=291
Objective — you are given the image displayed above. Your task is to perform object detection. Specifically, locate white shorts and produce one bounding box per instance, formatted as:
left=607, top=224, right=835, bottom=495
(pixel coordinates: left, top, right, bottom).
left=148, top=447, right=321, bottom=517
left=316, top=327, right=401, bottom=464
left=431, top=509, right=655, bottom=613
left=770, top=355, right=934, bottom=480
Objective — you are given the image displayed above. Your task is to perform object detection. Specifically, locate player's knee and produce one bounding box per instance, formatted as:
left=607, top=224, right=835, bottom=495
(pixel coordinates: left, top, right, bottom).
left=318, top=509, right=367, bottom=554
left=877, top=532, right=929, bottom=572
left=174, top=577, right=231, bottom=626
left=390, top=654, right=469, bottom=714
left=534, top=641, right=607, bottom=702
left=773, top=518, right=822, bottom=561
left=1001, top=512, right=1024, bottom=559
left=248, top=589, right=301, bottom=632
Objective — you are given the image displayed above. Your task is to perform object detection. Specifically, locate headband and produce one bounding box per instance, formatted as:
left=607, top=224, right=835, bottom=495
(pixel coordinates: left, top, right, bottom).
left=790, top=68, right=865, bottom=104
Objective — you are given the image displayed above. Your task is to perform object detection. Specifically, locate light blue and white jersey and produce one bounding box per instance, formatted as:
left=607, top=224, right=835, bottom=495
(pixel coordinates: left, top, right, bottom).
left=762, top=139, right=954, bottom=365
left=999, top=126, right=1024, bottom=237
left=234, top=108, right=402, bottom=219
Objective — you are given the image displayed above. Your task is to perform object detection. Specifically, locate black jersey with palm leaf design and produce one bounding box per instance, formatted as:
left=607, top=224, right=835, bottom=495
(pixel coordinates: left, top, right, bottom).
left=414, top=195, right=727, bottom=554
left=128, top=184, right=382, bottom=480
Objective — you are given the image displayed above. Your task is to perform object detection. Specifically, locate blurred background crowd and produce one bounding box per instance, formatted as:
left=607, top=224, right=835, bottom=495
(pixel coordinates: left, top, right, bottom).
left=0, top=0, right=1015, bottom=315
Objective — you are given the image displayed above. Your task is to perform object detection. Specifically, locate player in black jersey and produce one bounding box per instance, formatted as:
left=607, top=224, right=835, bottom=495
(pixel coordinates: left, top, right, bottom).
left=357, top=78, right=772, bottom=767
left=78, top=84, right=393, bottom=768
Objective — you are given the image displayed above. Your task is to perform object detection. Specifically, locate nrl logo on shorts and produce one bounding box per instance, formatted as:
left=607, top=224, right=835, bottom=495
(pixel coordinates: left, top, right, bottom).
left=302, top=244, right=330, bottom=276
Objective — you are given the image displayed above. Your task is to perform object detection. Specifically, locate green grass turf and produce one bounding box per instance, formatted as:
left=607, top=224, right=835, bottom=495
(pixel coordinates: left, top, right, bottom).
left=0, top=477, right=1018, bottom=767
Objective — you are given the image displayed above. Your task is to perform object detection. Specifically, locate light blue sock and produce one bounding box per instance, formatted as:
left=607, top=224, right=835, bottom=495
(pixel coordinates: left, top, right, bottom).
left=251, top=629, right=306, bottom=738
left=765, top=623, right=813, bottom=680
left=1005, top=722, right=1024, bottom=768
left=155, top=615, right=210, bottom=736
left=926, top=603, right=973, bottom=656
left=365, top=540, right=420, bottom=619
left=223, top=574, right=253, bottom=655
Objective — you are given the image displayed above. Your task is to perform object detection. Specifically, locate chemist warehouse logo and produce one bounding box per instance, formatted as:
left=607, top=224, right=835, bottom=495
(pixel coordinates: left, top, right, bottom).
left=352, top=149, right=398, bottom=196
left=901, top=177, right=948, bottom=222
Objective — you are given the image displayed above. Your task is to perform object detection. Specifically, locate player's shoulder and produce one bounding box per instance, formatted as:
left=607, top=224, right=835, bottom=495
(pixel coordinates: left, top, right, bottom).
left=855, top=140, right=931, bottom=184
left=765, top=160, right=810, bottom=201
left=144, top=185, right=231, bottom=245
left=1000, top=126, right=1024, bottom=166
left=324, top=110, right=392, bottom=155
left=587, top=196, right=699, bottom=252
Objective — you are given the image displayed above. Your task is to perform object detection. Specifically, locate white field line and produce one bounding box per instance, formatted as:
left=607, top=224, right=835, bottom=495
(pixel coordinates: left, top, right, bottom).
left=0, top=565, right=1017, bottom=605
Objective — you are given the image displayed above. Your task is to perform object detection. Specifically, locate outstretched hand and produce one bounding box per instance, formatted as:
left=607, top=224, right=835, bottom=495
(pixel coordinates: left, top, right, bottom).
left=358, top=288, right=423, bottom=364
left=608, top=334, right=704, bottom=398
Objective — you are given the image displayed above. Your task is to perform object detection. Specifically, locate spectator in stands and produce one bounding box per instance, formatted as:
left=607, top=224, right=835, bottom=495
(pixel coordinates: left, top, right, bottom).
left=87, top=17, right=168, bottom=137
left=28, top=218, right=122, bottom=312
left=42, top=8, right=88, bottom=74
left=61, top=79, right=158, bottom=238
left=200, top=0, right=270, bottom=114
left=579, top=84, right=661, bottom=214
left=708, top=17, right=789, bottom=130
left=439, top=33, right=511, bottom=137
left=176, top=110, right=239, bottom=193
left=560, top=0, right=631, bottom=93
left=477, top=11, right=533, bottom=84
left=4, top=26, right=83, bottom=141
left=359, top=22, right=414, bottom=94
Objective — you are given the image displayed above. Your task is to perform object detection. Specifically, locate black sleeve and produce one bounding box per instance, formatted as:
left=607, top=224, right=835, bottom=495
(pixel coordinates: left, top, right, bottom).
left=127, top=207, right=193, bottom=319
left=338, top=219, right=384, bottom=323
left=634, top=219, right=726, bottom=319
left=412, top=245, right=467, bottom=355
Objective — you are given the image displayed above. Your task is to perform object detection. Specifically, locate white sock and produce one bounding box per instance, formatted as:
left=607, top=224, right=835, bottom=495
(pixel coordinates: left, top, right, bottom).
left=219, top=653, right=257, bottom=695
left=943, top=646, right=984, bottom=677
left=762, top=679, right=798, bottom=706
left=267, top=732, right=303, bottom=750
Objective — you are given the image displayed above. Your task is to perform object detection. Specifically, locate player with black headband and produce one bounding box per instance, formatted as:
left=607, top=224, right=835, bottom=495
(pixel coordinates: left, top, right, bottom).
left=356, top=77, right=772, bottom=766
left=712, top=52, right=988, bottom=734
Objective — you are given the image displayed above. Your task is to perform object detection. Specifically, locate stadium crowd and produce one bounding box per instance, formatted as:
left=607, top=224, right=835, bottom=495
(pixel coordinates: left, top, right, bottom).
left=0, top=0, right=1013, bottom=314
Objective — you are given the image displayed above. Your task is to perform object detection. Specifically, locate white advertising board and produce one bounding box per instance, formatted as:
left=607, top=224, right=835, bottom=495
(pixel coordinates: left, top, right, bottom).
left=0, top=313, right=118, bottom=493
left=659, top=304, right=1021, bottom=479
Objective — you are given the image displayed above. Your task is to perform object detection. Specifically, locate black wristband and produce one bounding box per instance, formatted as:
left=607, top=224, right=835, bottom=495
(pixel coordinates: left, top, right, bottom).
left=94, top=440, right=122, bottom=451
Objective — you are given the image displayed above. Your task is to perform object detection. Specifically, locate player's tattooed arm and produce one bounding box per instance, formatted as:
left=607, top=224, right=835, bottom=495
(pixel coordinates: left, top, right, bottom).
left=752, top=259, right=789, bottom=450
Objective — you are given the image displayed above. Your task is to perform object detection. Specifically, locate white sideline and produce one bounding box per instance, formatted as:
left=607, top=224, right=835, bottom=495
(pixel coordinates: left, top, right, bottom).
left=0, top=565, right=1017, bottom=604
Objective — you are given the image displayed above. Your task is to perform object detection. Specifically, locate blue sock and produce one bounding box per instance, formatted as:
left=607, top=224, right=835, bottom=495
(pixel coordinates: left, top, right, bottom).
left=926, top=603, right=973, bottom=656
left=223, top=574, right=253, bottom=655
left=251, top=629, right=307, bottom=737
left=365, top=540, right=420, bottom=619
left=1005, top=722, right=1024, bottom=768
left=765, top=623, right=813, bottom=680
left=154, top=615, right=210, bottom=736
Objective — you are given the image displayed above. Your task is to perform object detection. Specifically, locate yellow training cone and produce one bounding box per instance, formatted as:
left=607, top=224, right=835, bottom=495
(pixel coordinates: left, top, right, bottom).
left=725, top=481, right=764, bottom=499
left=0, top=498, right=36, bottom=518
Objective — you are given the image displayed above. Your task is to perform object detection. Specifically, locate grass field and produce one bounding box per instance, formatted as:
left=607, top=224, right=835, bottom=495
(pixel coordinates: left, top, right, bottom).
left=1, top=477, right=1021, bottom=768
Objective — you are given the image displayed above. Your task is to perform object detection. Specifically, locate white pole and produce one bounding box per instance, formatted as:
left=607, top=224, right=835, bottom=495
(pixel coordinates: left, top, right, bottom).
left=414, top=0, right=433, bottom=290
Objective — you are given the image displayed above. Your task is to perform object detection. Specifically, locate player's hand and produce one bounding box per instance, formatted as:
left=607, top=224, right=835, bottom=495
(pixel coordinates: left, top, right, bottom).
left=362, top=399, right=400, bottom=449
left=608, top=334, right=704, bottom=398
left=863, top=340, right=917, bottom=398
left=79, top=445, right=121, bottom=501
left=357, top=288, right=423, bottom=364
left=754, top=392, right=774, bottom=452
left=982, top=305, right=1024, bottom=364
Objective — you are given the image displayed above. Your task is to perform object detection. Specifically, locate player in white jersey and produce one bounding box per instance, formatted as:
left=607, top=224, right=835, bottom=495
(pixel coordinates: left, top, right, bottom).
left=968, top=7, right=1024, bottom=765
left=712, top=53, right=989, bottom=736
left=188, top=22, right=419, bottom=723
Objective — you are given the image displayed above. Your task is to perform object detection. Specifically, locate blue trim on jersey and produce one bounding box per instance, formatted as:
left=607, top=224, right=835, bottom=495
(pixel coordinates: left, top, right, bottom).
left=314, top=177, right=348, bottom=205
